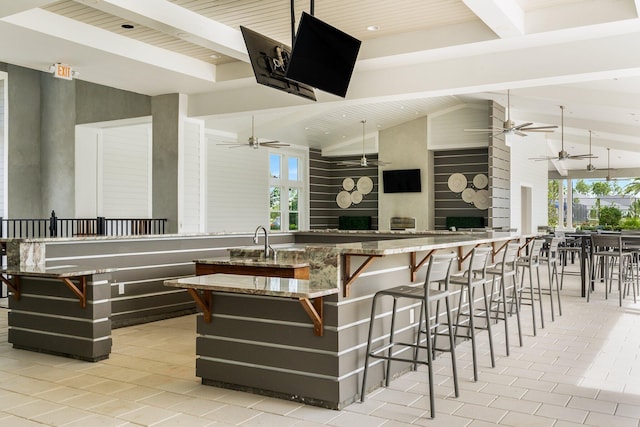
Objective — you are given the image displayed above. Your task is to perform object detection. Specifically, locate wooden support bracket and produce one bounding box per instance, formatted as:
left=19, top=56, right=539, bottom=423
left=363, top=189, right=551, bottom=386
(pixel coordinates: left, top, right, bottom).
left=0, top=275, right=20, bottom=300
left=457, top=243, right=482, bottom=269
left=410, top=250, right=436, bottom=281
left=60, top=276, right=87, bottom=308
left=342, top=254, right=381, bottom=297
left=299, top=297, right=324, bottom=336
left=187, top=288, right=213, bottom=323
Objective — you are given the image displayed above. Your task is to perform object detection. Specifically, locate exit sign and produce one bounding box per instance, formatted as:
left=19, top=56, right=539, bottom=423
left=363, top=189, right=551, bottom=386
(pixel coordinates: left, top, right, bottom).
left=53, top=63, right=73, bottom=80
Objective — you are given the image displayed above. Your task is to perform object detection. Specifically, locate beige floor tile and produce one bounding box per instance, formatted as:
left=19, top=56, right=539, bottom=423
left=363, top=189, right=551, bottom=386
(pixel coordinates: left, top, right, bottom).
left=151, top=412, right=215, bottom=426
left=30, top=406, right=94, bottom=426
left=325, top=410, right=387, bottom=427
left=90, top=398, right=147, bottom=417
left=584, top=411, right=639, bottom=427
left=412, top=412, right=472, bottom=426
left=167, top=396, right=226, bottom=417
left=489, top=396, right=540, bottom=414
left=500, top=411, right=555, bottom=427
left=369, top=402, right=426, bottom=423
left=453, top=402, right=507, bottom=423
left=567, top=395, right=617, bottom=414
left=202, top=404, right=263, bottom=424
left=117, top=404, right=182, bottom=425
left=535, top=403, right=588, bottom=423
left=249, top=396, right=305, bottom=415
left=479, top=382, right=527, bottom=399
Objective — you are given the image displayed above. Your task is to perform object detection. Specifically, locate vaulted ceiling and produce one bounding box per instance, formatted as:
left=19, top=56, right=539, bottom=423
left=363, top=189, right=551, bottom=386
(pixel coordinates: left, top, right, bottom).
left=2, top=0, right=640, bottom=177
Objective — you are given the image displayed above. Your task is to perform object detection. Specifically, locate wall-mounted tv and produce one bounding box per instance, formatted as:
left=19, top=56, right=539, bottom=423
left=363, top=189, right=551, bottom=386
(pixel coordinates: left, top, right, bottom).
left=240, top=25, right=316, bottom=101
left=285, top=12, right=361, bottom=98
left=383, top=169, right=422, bottom=193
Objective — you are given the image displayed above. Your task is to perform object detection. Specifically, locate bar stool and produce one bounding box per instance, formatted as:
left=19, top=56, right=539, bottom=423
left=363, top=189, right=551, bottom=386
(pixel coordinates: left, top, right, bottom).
left=516, top=238, right=546, bottom=336
left=538, top=236, right=562, bottom=320
left=486, top=242, right=522, bottom=356
left=589, top=233, right=636, bottom=306
left=449, top=246, right=495, bottom=381
left=361, top=252, right=459, bottom=419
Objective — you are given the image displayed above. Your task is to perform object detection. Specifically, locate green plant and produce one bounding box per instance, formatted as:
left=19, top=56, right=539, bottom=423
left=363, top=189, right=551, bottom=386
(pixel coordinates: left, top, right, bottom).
left=620, top=216, right=640, bottom=230
left=598, top=206, right=622, bottom=229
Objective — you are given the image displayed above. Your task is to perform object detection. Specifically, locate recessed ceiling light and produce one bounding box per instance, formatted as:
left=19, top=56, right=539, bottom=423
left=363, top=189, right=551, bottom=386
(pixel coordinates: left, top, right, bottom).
left=210, top=54, right=220, bottom=59
left=367, top=25, right=380, bottom=31
left=324, top=131, right=330, bottom=135
left=121, top=24, right=135, bottom=29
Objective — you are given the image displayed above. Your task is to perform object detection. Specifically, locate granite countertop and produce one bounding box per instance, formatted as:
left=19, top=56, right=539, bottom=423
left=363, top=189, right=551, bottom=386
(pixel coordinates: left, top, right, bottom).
left=194, top=256, right=309, bottom=269
left=331, top=232, right=523, bottom=256
left=165, top=273, right=338, bottom=299
left=3, top=264, right=114, bottom=278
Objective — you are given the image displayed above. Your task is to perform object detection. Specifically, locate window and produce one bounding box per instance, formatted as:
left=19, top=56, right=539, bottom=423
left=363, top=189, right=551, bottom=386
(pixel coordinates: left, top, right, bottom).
left=269, top=151, right=306, bottom=231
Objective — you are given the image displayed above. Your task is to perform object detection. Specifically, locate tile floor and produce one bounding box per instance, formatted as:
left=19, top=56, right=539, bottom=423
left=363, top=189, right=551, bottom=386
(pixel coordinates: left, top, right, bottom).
left=0, top=264, right=640, bottom=426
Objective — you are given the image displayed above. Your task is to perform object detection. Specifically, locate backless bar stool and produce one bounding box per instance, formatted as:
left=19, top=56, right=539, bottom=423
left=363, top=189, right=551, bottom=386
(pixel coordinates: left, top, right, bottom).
left=449, top=246, right=495, bottom=381
left=361, top=252, right=459, bottom=419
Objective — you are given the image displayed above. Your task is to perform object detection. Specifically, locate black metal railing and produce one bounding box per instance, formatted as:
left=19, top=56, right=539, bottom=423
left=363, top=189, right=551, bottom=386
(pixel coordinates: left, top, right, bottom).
left=0, top=211, right=167, bottom=238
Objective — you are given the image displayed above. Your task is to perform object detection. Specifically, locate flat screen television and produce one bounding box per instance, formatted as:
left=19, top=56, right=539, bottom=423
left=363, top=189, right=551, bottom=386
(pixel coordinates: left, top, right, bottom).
left=383, top=169, right=422, bottom=193
left=285, top=12, right=361, bottom=98
left=240, top=25, right=316, bottom=101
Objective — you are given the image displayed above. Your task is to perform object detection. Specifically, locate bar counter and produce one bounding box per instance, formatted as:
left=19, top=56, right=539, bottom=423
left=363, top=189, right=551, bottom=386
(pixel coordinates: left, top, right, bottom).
left=2, top=265, right=113, bottom=361
left=165, top=231, right=524, bottom=409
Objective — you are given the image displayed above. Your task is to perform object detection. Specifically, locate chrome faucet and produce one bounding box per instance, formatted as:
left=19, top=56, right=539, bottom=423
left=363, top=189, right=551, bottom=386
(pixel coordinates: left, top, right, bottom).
left=253, top=225, right=272, bottom=258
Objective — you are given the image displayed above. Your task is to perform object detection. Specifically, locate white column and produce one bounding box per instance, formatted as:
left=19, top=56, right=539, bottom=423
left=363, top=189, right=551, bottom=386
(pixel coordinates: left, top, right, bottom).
left=566, top=178, right=573, bottom=229
left=557, top=179, right=564, bottom=229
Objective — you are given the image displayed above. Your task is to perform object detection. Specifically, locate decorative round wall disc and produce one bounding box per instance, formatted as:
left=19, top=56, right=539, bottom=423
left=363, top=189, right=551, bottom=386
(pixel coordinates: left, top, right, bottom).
left=350, top=190, right=363, bottom=204
left=357, top=176, right=373, bottom=195
left=336, top=191, right=352, bottom=209
left=473, top=173, right=488, bottom=189
left=447, top=173, right=467, bottom=193
left=342, top=177, right=355, bottom=191
left=473, top=189, right=490, bottom=210
left=461, top=188, right=475, bottom=203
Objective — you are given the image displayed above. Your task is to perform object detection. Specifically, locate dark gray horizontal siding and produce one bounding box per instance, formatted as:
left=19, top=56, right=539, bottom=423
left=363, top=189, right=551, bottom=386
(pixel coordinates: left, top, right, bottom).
left=43, top=234, right=295, bottom=328
left=8, top=273, right=112, bottom=361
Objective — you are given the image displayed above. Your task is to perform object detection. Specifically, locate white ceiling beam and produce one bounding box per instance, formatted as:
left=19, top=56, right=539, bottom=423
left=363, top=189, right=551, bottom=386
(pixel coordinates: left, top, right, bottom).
left=2, top=8, right=216, bottom=83
left=89, top=0, right=248, bottom=62
left=636, top=0, right=640, bottom=17
left=0, top=0, right=56, bottom=18
left=462, top=0, right=524, bottom=38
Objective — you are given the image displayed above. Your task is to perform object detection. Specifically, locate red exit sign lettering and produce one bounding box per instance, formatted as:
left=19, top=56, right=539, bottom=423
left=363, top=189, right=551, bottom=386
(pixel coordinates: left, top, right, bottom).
left=53, top=63, right=73, bottom=80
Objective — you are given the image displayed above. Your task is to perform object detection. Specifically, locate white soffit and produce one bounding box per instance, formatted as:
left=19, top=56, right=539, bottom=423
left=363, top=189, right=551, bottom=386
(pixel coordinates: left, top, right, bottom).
left=463, top=0, right=525, bottom=38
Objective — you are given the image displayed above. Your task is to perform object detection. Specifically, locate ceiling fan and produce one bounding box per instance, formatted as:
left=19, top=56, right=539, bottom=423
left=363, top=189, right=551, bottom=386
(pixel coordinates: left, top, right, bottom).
left=529, top=106, right=597, bottom=161
left=585, top=130, right=600, bottom=172
left=604, top=148, right=618, bottom=181
left=217, top=116, right=289, bottom=149
left=464, top=89, right=558, bottom=137
left=336, top=120, right=390, bottom=167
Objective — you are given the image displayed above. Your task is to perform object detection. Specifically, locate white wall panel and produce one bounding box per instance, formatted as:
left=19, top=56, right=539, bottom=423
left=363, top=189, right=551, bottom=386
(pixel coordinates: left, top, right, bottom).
left=510, top=132, right=549, bottom=232
left=180, top=118, right=204, bottom=232
left=206, top=132, right=269, bottom=232
left=101, top=124, right=151, bottom=218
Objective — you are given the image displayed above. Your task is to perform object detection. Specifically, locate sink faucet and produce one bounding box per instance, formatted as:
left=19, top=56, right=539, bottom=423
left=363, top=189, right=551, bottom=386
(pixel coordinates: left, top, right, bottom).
left=253, top=225, right=272, bottom=258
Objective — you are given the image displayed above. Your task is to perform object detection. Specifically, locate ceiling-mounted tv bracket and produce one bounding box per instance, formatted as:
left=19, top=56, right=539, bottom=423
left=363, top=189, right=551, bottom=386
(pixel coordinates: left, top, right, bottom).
left=291, top=0, right=315, bottom=44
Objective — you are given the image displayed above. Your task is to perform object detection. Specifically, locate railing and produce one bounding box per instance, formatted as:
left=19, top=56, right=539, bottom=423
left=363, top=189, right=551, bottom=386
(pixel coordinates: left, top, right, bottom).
left=0, top=211, right=167, bottom=238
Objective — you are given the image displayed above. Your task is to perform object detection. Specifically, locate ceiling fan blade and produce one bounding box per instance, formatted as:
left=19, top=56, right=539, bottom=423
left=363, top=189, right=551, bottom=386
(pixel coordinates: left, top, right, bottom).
left=568, top=153, right=597, bottom=159
left=513, top=122, right=533, bottom=130
left=261, top=143, right=290, bottom=148
left=514, top=130, right=528, bottom=137
left=520, top=125, right=558, bottom=131
left=336, top=160, right=362, bottom=166
left=464, top=128, right=504, bottom=132
left=528, top=156, right=555, bottom=161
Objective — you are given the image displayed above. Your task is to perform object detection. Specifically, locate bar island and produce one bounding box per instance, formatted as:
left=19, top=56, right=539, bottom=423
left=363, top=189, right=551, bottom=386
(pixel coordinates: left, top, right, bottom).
left=166, top=231, right=524, bottom=409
